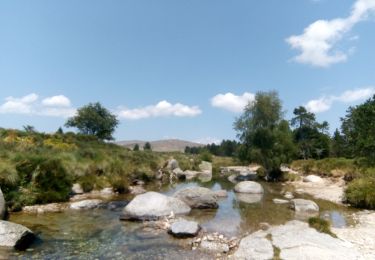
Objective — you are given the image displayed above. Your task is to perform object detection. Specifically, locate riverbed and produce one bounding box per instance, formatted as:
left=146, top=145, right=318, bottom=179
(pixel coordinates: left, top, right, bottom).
left=2, top=179, right=358, bottom=259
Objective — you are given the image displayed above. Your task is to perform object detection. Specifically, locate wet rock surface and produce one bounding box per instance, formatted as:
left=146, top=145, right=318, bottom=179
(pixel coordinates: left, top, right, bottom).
left=0, top=220, right=35, bottom=250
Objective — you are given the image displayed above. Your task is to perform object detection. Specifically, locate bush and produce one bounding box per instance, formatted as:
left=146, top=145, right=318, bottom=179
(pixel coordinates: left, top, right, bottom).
left=199, top=151, right=213, bottom=162
left=345, top=177, right=375, bottom=209
left=308, top=217, right=337, bottom=238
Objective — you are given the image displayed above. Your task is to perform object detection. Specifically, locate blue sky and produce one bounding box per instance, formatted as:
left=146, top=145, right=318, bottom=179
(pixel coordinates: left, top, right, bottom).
left=1, top=0, right=374, bottom=143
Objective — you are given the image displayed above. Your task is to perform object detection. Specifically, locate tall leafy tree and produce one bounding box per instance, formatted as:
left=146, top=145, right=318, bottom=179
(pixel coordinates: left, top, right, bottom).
left=341, top=95, right=375, bottom=164
left=234, top=91, right=296, bottom=178
left=65, top=102, right=119, bottom=141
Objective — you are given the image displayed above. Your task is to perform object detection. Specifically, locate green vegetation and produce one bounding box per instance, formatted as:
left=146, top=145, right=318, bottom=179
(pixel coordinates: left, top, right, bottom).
left=185, top=140, right=240, bottom=157
left=308, top=217, right=337, bottom=238
left=143, top=142, right=152, bottom=151
left=65, top=102, right=119, bottom=141
left=345, top=177, right=375, bottom=209
left=234, top=91, right=296, bottom=179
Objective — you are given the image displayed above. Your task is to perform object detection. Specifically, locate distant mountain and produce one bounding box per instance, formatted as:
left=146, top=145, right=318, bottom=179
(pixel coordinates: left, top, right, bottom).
left=116, top=139, right=204, bottom=152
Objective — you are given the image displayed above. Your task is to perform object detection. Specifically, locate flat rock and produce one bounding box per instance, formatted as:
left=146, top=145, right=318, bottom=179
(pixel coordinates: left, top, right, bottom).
left=273, top=198, right=289, bottom=204
left=303, top=175, right=323, bottom=183
left=23, top=203, right=68, bottom=214
left=120, top=192, right=191, bottom=221
left=200, top=241, right=229, bottom=253
left=290, top=199, right=319, bottom=214
left=0, top=187, right=5, bottom=219
left=234, top=181, right=264, bottom=194
left=0, top=220, right=35, bottom=250
left=169, top=219, right=200, bottom=238
left=70, top=199, right=104, bottom=210
left=270, top=220, right=363, bottom=260
left=234, top=230, right=274, bottom=260
left=174, top=187, right=218, bottom=209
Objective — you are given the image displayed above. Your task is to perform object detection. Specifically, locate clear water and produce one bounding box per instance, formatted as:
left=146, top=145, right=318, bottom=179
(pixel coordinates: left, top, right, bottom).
left=2, top=179, right=357, bottom=259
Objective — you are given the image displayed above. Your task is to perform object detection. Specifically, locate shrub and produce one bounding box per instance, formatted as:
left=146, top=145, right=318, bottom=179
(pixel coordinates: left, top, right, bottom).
left=308, top=217, right=337, bottom=238
left=345, top=177, right=375, bottom=209
left=199, top=151, right=213, bottom=162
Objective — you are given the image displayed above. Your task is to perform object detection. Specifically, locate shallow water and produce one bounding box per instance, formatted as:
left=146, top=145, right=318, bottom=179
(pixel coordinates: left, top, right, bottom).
left=3, top=179, right=357, bottom=259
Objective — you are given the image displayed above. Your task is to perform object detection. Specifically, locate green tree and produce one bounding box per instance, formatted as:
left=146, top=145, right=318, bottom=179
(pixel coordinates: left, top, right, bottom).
left=341, top=95, right=375, bottom=164
left=65, top=102, right=119, bottom=141
left=330, top=128, right=348, bottom=157
left=234, top=91, right=296, bottom=178
left=290, top=106, right=316, bottom=129
left=143, top=142, right=152, bottom=151
left=133, top=144, right=140, bottom=151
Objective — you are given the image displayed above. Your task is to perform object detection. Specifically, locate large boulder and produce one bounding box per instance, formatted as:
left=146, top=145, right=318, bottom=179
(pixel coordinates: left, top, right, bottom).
left=234, top=181, right=264, bottom=194
left=0, top=221, right=35, bottom=250
left=168, top=219, right=201, bottom=238
left=199, top=161, right=212, bottom=173
left=290, top=199, right=319, bottom=214
left=120, top=192, right=191, bottom=221
left=174, top=187, right=218, bottom=209
left=70, top=199, right=104, bottom=210
left=0, top=187, right=6, bottom=220
left=234, top=230, right=274, bottom=260
left=166, top=159, right=179, bottom=171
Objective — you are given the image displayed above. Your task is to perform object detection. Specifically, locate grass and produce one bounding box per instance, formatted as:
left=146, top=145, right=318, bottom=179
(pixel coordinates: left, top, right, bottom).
left=345, top=177, right=375, bottom=209
left=308, top=217, right=337, bottom=238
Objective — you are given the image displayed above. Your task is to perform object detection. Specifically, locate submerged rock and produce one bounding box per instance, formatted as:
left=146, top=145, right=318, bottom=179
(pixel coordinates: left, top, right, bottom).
left=70, top=199, right=104, bottom=210
left=120, top=192, right=191, bottom=221
left=236, top=193, right=263, bottom=204
left=290, top=199, right=319, bottom=215
left=234, top=181, right=264, bottom=194
left=0, top=221, right=35, bottom=250
left=213, top=190, right=228, bottom=198
left=174, top=187, right=218, bottom=209
left=0, top=187, right=6, bottom=220
left=234, top=230, right=274, bottom=260
left=168, top=219, right=201, bottom=238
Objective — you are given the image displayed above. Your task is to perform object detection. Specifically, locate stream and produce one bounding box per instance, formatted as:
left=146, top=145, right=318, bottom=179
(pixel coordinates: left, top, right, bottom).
left=2, top=179, right=358, bottom=259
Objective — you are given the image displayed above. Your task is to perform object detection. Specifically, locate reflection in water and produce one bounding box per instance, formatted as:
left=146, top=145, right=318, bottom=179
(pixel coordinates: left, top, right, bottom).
left=4, top=179, right=357, bottom=259
left=235, top=193, right=263, bottom=204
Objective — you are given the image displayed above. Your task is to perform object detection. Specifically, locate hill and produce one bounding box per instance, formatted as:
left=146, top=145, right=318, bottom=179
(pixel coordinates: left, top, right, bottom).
left=117, top=139, right=204, bottom=152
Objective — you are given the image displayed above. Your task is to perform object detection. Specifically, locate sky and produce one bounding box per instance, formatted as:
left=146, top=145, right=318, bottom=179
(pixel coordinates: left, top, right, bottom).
left=0, top=0, right=375, bottom=143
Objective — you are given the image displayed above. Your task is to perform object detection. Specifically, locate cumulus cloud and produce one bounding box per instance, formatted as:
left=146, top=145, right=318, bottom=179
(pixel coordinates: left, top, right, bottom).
left=286, top=0, right=375, bottom=67
left=42, top=95, right=71, bottom=107
left=0, top=93, right=75, bottom=117
left=211, top=92, right=255, bottom=113
left=305, top=87, right=375, bottom=113
left=117, top=100, right=202, bottom=120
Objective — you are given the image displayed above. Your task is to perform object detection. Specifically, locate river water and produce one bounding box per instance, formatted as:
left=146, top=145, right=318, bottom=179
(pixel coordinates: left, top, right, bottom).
left=2, top=179, right=357, bottom=259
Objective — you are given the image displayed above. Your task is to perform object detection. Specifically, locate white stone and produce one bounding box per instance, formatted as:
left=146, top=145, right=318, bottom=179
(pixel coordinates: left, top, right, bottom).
left=234, top=181, right=264, bottom=194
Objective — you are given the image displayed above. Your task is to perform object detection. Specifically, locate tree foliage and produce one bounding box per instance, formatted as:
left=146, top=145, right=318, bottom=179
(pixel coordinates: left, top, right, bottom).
left=143, top=142, right=152, bottom=151
left=234, top=91, right=295, bottom=177
left=65, top=102, right=119, bottom=141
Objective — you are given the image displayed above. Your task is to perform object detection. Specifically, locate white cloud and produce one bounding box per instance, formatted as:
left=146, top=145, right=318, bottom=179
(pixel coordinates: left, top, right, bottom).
left=286, top=0, right=375, bottom=67
left=305, top=87, right=375, bottom=113
left=0, top=93, right=75, bottom=117
left=194, top=137, right=222, bottom=145
left=42, top=95, right=71, bottom=107
left=211, top=92, right=255, bottom=113
left=118, top=100, right=202, bottom=120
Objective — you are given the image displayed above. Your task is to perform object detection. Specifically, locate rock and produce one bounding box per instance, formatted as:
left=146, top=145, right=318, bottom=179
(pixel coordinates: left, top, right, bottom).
left=213, top=190, right=228, bottom=198
left=23, top=203, right=67, bottom=214
left=70, top=199, right=104, bottom=210
left=270, top=220, right=363, bottom=260
left=107, top=201, right=129, bottom=211
left=174, top=187, right=218, bottom=209
left=236, top=193, right=263, bottom=204
left=120, top=192, right=191, bottom=221
left=284, top=192, right=294, bottom=199
left=200, top=241, right=229, bottom=253
left=234, top=181, right=264, bottom=194
left=0, top=187, right=6, bottom=220
left=234, top=230, right=274, bottom=260
left=173, top=167, right=184, bottom=177
left=100, top=187, right=114, bottom=195
left=129, top=185, right=147, bottom=195
left=183, top=170, right=201, bottom=180
left=0, top=220, right=35, bottom=250
left=228, top=174, right=237, bottom=183
left=303, top=175, right=324, bottom=183
left=71, top=183, right=84, bottom=194
left=273, top=198, right=290, bottom=204
left=235, top=173, right=257, bottom=182
left=166, top=159, right=179, bottom=171
left=199, top=161, right=212, bottom=173
left=168, top=219, right=201, bottom=238
left=290, top=199, right=319, bottom=214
